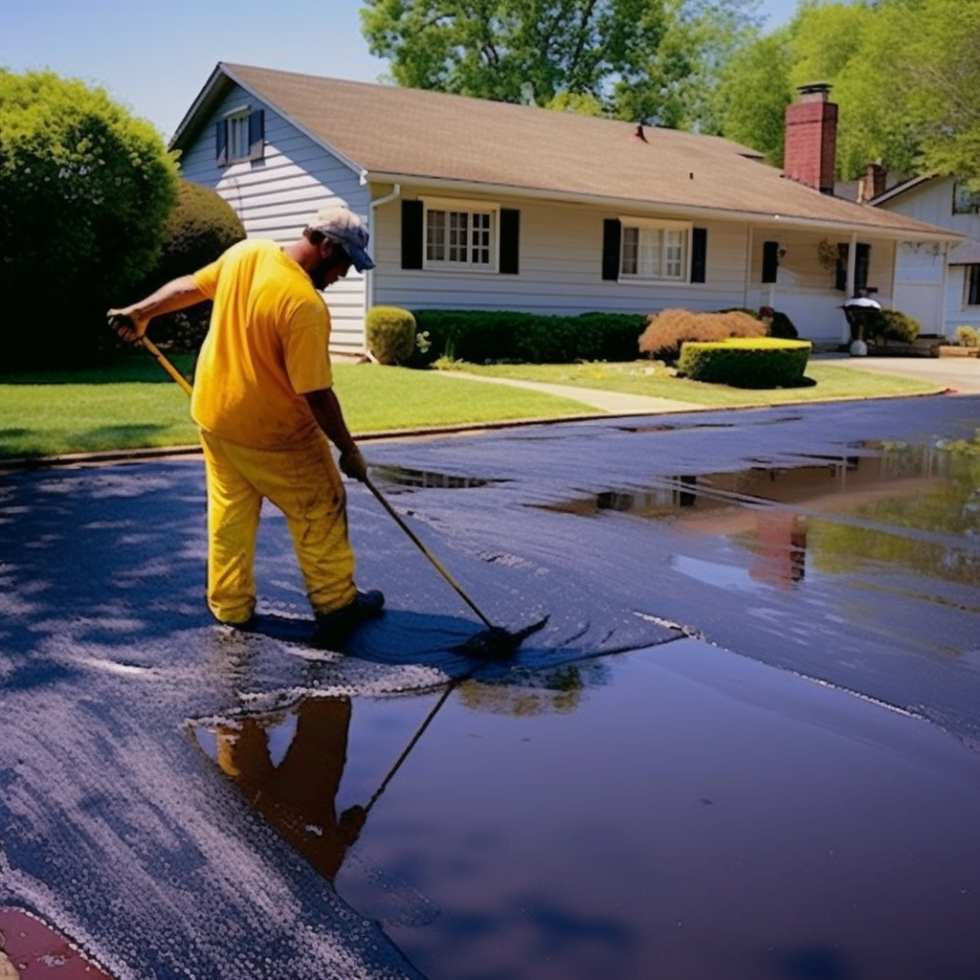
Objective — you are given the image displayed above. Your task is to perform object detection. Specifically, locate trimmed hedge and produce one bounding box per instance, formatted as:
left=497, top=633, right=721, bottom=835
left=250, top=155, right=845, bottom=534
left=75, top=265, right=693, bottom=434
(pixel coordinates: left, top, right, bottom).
left=677, top=338, right=812, bottom=388
left=408, top=310, right=647, bottom=365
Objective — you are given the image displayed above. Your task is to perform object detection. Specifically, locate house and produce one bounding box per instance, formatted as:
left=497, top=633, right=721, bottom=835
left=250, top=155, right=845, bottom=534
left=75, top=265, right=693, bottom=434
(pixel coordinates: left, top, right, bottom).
left=170, top=65, right=961, bottom=354
left=871, top=176, right=980, bottom=338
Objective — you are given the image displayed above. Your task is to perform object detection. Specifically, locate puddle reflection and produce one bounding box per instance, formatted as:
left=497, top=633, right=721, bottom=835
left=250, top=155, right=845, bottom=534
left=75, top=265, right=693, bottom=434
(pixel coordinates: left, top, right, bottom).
left=189, top=663, right=610, bottom=888
left=536, top=437, right=980, bottom=591
left=193, top=698, right=364, bottom=882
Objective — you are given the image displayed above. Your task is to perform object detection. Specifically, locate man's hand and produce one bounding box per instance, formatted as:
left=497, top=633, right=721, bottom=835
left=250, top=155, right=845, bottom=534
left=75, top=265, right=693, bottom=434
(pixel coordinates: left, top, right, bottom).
left=107, top=309, right=147, bottom=344
left=338, top=804, right=367, bottom=845
left=339, top=447, right=369, bottom=482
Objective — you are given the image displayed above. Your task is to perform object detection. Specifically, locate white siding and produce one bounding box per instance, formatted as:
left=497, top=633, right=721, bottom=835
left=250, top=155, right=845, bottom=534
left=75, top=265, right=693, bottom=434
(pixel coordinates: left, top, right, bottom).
left=876, top=176, right=980, bottom=336
left=178, top=85, right=371, bottom=352
left=946, top=267, right=980, bottom=334
left=371, top=189, right=748, bottom=314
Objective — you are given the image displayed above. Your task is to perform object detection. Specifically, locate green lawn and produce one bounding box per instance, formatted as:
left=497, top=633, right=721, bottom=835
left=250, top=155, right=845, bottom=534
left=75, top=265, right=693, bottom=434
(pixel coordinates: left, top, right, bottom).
left=0, top=354, right=946, bottom=461
left=0, top=357, right=592, bottom=460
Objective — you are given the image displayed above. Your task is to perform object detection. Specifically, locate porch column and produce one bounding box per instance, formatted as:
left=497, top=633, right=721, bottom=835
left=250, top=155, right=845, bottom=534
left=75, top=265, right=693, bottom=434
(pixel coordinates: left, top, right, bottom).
left=843, top=231, right=858, bottom=343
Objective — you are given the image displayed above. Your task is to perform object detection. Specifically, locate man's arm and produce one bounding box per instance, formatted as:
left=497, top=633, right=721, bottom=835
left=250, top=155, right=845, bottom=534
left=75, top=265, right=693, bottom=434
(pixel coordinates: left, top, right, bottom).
left=107, top=275, right=207, bottom=341
left=304, top=387, right=368, bottom=482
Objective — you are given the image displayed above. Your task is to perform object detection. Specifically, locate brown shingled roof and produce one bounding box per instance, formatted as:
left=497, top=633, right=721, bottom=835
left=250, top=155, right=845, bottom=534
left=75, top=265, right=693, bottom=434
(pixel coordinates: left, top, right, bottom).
left=173, top=63, right=957, bottom=241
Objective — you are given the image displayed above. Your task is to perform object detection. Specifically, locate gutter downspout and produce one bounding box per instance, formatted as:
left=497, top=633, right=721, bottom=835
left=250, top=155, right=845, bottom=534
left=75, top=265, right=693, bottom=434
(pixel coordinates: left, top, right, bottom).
left=366, top=182, right=402, bottom=315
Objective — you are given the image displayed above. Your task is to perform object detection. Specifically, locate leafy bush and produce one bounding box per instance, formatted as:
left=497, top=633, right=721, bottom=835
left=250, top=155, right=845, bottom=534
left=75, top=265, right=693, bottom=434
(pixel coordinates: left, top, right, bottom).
left=868, top=308, right=920, bottom=344
left=408, top=310, right=646, bottom=365
left=758, top=306, right=799, bottom=339
left=677, top=338, right=812, bottom=388
left=367, top=306, right=417, bottom=364
left=955, top=325, right=980, bottom=347
left=638, top=308, right=767, bottom=362
left=0, top=68, right=179, bottom=365
left=134, top=182, right=246, bottom=351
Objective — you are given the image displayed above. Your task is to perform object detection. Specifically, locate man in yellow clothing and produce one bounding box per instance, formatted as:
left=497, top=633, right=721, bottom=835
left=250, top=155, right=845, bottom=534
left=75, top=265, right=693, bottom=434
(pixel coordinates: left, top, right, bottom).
left=108, top=206, right=383, bottom=644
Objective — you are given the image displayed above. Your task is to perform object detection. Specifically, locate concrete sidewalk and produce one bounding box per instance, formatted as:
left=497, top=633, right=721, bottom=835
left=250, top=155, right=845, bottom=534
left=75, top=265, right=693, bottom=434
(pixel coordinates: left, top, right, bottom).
left=444, top=369, right=700, bottom=414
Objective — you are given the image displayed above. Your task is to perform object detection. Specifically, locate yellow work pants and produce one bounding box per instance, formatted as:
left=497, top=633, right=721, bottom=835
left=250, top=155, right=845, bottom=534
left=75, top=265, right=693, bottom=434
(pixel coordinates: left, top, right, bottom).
left=199, top=429, right=358, bottom=624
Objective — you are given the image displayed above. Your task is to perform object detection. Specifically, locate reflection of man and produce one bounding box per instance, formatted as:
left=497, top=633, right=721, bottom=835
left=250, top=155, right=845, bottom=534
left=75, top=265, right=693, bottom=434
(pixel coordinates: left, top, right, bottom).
left=215, top=697, right=364, bottom=881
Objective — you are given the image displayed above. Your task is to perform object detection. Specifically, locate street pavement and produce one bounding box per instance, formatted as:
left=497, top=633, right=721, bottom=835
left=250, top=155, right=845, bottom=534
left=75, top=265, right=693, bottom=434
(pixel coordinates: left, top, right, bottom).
left=2, top=378, right=980, bottom=978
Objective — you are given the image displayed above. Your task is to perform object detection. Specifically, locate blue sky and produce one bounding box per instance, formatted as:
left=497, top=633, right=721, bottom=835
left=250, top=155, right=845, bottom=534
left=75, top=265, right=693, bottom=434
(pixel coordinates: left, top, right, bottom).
left=2, top=0, right=802, bottom=140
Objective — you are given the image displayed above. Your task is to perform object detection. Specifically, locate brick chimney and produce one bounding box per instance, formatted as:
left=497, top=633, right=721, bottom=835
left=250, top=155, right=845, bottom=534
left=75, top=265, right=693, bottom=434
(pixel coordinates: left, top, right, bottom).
left=857, top=163, right=887, bottom=203
left=783, top=83, right=838, bottom=194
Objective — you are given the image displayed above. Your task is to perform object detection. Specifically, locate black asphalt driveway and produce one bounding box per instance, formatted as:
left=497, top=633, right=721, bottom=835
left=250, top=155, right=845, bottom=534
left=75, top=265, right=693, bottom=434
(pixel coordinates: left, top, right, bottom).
left=2, top=392, right=979, bottom=978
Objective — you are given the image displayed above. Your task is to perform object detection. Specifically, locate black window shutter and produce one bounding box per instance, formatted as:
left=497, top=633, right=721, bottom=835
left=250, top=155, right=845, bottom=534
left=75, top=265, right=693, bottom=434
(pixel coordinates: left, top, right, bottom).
left=835, top=243, right=848, bottom=291
left=837, top=242, right=871, bottom=292
left=969, top=266, right=980, bottom=306
left=602, top=219, right=622, bottom=281
left=215, top=120, right=228, bottom=166
left=401, top=200, right=424, bottom=270
left=761, top=240, right=779, bottom=284
left=247, top=109, right=265, bottom=161
left=691, top=227, right=708, bottom=283
left=855, top=242, right=870, bottom=291
left=499, top=208, right=520, bottom=274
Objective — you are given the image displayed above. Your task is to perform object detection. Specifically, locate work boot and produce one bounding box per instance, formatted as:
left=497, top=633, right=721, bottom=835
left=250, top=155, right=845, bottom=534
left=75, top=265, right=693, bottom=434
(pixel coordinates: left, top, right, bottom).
left=313, top=590, right=385, bottom=646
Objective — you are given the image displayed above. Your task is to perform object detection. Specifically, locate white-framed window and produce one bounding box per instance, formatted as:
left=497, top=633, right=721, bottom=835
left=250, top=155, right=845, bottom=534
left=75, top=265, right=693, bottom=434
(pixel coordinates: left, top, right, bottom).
left=422, top=197, right=498, bottom=270
left=216, top=107, right=264, bottom=166
left=953, top=182, right=980, bottom=215
left=620, top=218, right=691, bottom=281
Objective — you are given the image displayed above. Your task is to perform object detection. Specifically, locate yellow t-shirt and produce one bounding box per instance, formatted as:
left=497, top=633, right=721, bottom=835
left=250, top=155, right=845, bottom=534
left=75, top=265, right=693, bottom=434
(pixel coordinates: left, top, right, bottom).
left=190, top=239, right=333, bottom=450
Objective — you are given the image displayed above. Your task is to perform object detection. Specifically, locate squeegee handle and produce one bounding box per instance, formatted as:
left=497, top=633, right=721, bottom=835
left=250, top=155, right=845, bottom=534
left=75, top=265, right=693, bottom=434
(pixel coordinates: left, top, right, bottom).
left=140, top=336, right=194, bottom=396
left=363, top=476, right=495, bottom=630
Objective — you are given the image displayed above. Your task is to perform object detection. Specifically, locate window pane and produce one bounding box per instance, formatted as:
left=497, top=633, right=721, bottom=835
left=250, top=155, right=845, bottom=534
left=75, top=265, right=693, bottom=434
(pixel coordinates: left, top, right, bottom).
left=228, top=115, right=249, bottom=160
left=638, top=229, right=660, bottom=277
left=664, top=230, right=684, bottom=278
left=427, top=210, right=446, bottom=261
left=622, top=227, right=638, bottom=275
left=472, top=212, right=491, bottom=264
left=448, top=211, right=468, bottom=262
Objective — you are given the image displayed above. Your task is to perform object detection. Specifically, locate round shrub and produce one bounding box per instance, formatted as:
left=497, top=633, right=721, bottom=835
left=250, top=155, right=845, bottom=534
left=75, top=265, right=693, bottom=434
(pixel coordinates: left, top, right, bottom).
left=151, top=182, right=246, bottom=287
left=367, top=306, right=417, bottom=364
left=136, top=181, right=246, bottom=351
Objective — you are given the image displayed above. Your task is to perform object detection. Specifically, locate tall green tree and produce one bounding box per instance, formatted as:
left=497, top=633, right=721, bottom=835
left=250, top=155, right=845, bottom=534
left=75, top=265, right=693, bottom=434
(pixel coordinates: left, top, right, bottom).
left=715, top=0, right=980, bottom=184
left=712, top=29, right=794, bottom=163
left=360, top=0, right=762, bottom=127
left=905, top=0, right=980, bottom=187
left=0, top=69, right=178, bottom=365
